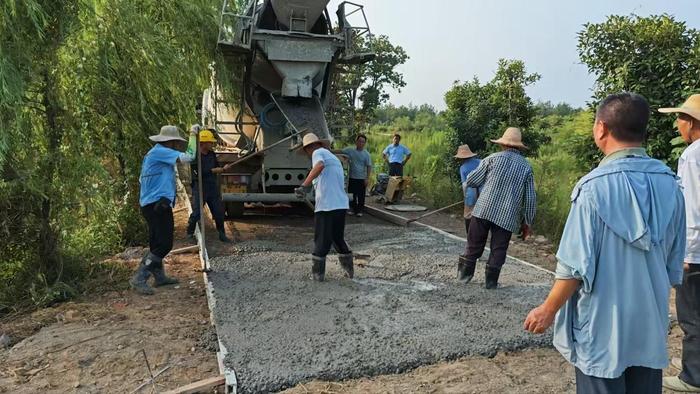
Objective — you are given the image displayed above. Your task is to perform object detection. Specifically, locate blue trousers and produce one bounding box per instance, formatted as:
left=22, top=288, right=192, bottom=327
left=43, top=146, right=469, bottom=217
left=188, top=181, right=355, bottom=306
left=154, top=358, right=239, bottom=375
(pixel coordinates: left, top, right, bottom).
left=188, top=183, right=225, bottom=233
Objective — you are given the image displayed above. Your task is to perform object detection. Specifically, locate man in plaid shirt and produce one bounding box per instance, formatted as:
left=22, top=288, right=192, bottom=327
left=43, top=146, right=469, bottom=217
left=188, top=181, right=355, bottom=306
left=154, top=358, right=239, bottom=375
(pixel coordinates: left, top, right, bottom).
left=459, top=127, right=536, bottom=289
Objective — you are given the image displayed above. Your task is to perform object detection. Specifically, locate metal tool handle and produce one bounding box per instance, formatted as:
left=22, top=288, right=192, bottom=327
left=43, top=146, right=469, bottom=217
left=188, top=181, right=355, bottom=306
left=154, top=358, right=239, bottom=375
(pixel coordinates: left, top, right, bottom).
left=405, top=201, right=463, bottom=224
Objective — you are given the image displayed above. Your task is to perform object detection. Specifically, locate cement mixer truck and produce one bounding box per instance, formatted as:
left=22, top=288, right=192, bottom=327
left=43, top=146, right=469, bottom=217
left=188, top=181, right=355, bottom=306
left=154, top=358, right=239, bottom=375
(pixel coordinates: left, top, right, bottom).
left=201, top=0, right=374, bottom=217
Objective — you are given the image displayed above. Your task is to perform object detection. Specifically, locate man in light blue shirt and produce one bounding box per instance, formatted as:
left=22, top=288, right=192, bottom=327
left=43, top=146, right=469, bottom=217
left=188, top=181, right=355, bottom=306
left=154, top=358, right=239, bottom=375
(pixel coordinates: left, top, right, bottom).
left=524, top=93, right=686, bottom=393
left=132, top=125, right=194, bottom=295
left=382, top=133, right=411, bottom=176
left=455, top=144, right=480, bottom=235
left=296, top=133, right=353, bottom=282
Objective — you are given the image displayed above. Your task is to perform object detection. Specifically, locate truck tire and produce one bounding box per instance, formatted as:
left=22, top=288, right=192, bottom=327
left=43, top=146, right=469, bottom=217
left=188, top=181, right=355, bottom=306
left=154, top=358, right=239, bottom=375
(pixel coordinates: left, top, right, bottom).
left=225, top=202, right=244, bottom=218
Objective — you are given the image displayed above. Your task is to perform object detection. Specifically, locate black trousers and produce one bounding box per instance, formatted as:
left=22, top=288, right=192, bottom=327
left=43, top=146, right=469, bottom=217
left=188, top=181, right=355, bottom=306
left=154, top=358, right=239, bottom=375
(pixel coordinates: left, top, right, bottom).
left=463, top=217, right=512, bottom=269
left=678, top=264, right=700, bottom=387
left=189, top=183, right=226, bottom=232
left=464, top=218, right=471, bottom=237
left=141, top=202, right=174, bottom=260
left=575, top=366, right=661, bottom=394
left=388, top=162, right=403, bottom=176
left=348, top=178, right=366, bottom=213
left=313, top=209, right=351, bottom=258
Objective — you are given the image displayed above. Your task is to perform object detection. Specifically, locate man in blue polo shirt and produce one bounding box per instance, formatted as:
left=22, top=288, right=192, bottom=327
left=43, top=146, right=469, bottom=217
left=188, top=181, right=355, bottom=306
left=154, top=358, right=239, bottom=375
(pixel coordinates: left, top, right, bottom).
left=382, top=133, right=411, bottom=176
left=524, top=93, right=686, bottom=393
left=131, top=125, right=194, bottom=295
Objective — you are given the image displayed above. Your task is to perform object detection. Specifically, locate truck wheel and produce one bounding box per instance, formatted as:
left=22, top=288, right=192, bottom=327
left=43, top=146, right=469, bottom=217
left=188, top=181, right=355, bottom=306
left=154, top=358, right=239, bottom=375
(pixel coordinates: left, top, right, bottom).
left=225, top=202, right=244, bottom=218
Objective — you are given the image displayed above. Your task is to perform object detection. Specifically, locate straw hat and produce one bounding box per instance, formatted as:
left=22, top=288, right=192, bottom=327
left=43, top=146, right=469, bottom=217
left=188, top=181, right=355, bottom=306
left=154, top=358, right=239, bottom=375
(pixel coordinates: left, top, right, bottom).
left=149, top=125, right=186, bottom=143
left=454, top=144, right=477, bottom=159
left=490, top=127, right=527, bottom=150
left=299, top=132, right=330, bottom=150
left=659, top=94, right=700, bottom=121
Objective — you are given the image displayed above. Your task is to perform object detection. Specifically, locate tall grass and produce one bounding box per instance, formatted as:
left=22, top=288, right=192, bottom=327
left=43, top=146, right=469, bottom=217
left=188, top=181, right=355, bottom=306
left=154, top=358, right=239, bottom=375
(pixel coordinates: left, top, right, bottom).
left=529, top=112, right=591, bottom=245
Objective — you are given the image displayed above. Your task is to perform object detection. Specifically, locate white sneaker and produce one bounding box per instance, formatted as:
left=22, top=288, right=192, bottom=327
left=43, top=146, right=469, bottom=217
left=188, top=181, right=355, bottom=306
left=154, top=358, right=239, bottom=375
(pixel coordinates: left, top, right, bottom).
left=356, top=212, right=363, bottom=217
left=663, top=376, right=700, bottom=392
left=347, top=210, right=355, bottom=216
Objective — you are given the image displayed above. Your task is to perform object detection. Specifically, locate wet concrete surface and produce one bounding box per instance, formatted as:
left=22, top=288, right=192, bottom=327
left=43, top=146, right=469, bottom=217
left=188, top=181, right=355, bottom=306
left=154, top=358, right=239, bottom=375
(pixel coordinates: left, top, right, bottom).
left=208, top=216, right=554, bottom=393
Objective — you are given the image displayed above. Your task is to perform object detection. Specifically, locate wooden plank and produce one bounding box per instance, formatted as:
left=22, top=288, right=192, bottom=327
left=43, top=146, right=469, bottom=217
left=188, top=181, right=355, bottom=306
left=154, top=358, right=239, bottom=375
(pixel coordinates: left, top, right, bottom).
left=163, top=375, right=225, bottom=394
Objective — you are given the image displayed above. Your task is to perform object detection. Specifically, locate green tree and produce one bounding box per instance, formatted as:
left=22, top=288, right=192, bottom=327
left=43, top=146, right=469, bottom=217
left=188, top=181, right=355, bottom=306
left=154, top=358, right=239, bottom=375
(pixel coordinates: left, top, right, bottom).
left=444, top=59, right=547, bottom=163
left=329, top=34, right=408, bottom=133
left=577, top=14, right=700, bottom=166
left=0, top=0, right=221, bottom=313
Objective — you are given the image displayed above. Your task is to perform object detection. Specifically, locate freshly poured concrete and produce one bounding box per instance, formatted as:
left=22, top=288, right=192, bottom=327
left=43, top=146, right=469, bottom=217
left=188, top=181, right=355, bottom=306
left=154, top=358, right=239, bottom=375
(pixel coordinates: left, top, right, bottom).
left=208, top=218, right=553, bottom=393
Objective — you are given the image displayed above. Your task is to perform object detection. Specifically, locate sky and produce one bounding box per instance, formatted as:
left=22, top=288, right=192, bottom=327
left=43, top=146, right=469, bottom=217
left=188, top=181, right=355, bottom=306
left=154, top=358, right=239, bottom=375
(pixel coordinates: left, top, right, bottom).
left=328, top=0, right=700, bottom=110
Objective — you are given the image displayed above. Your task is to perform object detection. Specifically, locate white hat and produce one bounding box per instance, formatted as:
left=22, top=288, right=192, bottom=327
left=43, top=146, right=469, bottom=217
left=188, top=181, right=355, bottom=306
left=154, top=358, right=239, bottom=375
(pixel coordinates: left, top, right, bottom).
left=490, top=127, right=527, bottom=150
left=149, top=125, right=186, bottom=143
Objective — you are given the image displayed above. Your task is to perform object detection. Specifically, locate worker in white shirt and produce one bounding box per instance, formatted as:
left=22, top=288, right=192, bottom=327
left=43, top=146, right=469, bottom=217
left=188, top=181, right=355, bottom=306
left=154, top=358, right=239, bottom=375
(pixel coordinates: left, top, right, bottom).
left=660, top=94, right=700, bottom=392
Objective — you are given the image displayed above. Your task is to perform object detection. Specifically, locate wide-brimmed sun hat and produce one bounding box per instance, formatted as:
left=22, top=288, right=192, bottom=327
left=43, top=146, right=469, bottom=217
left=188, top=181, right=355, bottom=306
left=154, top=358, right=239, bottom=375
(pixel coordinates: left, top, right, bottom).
left=296, top=132, right=330, bottom=153
left=490, top=127, right=527, bottom=150
left=659, top=94, right=700, bottom=121
left=149, top=125, right=186, bottom=143
left=454, top=144, right=477, bottom=159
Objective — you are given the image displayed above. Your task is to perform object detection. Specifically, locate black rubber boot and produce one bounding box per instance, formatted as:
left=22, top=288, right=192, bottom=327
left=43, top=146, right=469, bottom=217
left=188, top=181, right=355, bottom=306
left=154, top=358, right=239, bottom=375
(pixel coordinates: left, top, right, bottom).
left=218, top=230, right=232, bottom=243
left=186, top=217, right=196, bottom=236
left=457, top=255, right=475, bottom=283
left=149, top=254, right=179, bottom=287
left=484, top=266, right=501, bottom=289
left=312, top=255, right=326, bottom=282
left=338, top=253, right=354, bottom=279
left=129, top=254, right=155, bottom=295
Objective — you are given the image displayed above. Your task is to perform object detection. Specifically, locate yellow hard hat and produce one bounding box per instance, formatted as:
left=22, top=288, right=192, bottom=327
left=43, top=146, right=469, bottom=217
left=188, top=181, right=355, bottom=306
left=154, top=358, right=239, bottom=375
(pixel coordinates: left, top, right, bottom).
left=199, top=130, right=217, bottom=143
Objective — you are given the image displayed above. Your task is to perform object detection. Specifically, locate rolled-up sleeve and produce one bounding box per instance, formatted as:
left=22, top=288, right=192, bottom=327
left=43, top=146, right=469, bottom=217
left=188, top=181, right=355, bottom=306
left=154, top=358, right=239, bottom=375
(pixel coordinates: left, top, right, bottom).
left=555, top=192, right=600, bottom=292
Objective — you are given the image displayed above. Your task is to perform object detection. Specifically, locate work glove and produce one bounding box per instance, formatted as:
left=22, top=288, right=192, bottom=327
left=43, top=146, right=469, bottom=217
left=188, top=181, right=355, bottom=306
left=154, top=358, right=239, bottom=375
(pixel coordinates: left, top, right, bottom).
left=190, top=124, right=201, bottom=134
left=154, top=197, right=172, bottom=213
left=294, top=185, right=312, bottom=198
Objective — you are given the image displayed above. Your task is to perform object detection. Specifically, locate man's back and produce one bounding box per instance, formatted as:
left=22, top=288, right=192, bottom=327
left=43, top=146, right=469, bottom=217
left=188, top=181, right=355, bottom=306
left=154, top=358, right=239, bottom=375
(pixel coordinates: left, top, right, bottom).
left=554, top=156, right=686, bottom=378
left=467, top=149, right=535, bottom=232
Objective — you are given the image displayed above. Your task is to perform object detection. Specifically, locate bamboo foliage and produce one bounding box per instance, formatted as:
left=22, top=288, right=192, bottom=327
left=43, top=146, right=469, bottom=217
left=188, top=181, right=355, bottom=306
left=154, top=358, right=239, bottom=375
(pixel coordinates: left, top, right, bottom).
left=0, top=0, right=226, bottom=312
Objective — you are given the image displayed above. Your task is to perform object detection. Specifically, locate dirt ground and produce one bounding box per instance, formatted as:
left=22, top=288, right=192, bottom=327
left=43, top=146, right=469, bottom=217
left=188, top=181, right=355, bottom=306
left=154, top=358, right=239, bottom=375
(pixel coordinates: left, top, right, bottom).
left=0, top=199, right=685, bottom=393
left=0, top=208, right=221, bottom=394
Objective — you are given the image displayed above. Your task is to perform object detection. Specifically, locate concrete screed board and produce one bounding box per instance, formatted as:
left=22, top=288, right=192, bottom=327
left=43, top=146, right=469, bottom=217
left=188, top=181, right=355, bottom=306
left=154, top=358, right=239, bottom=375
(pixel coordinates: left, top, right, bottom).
left=207, top=217, right=553, bottom=393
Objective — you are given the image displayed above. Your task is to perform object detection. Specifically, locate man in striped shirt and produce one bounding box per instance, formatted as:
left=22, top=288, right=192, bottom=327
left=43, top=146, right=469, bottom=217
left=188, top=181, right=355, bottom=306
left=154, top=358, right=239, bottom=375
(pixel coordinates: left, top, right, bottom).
left=459, top=127, right=536, bottom=289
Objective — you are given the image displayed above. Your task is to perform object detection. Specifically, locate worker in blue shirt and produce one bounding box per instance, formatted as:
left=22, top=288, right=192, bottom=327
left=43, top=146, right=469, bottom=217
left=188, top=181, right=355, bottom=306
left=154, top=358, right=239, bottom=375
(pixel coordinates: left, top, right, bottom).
left=131, top=125, right=194, bottom=295
left=382, top=133, right=411, bottom=176
left=186, top=129, right=233, bottom=243
left=455, top=144, right=480, bottom=235
left=524, top=93, right=686, bottom=393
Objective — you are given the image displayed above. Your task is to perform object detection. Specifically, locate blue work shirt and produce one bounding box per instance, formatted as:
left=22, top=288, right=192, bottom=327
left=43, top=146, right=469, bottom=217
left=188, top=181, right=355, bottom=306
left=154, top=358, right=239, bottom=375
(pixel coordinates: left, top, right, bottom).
left=382, top=143, right=411, bottom=164
left=459, top=158, right=481, bottom=206
left=139, top=144, right=190, bottom=207
left=553, top=153, right=686, bottom=379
